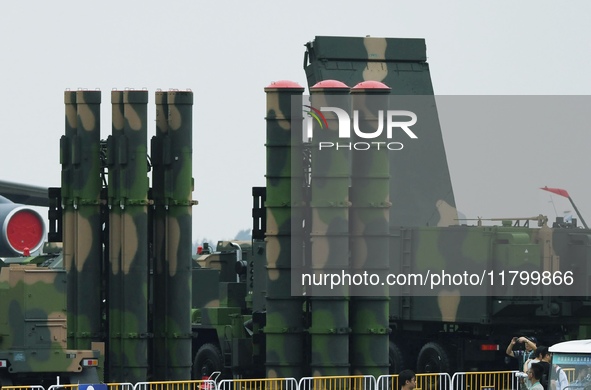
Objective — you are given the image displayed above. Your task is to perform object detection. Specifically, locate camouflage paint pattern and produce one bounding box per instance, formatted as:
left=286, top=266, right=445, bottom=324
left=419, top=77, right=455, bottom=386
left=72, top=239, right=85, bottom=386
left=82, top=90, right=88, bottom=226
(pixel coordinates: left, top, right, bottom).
left=304, top=36, right=458, bottom=228
left=0, top=262, right=100, bottom=383
left=349, top=82, right=390, bottom=376
left=308, top=80, right=351, bottom=376
left=62, top=90, right=102, bottom=351
left=390, top=221, right=591, bottom=366
left=60, top=91, right=77, bottom=350
left=263, top=81, right=305, bottom=378
left=151, top=90, right=168, bottom=380
left=151, top=90, right=193, bottom=380
left=110, top=90, right=150, bottom=382
left=107, top=90, right=124, bottom=381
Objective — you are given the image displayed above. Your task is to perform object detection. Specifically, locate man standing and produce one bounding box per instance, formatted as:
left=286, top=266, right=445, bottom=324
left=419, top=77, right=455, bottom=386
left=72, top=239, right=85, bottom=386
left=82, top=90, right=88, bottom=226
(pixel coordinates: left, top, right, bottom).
left=507, top=336, right=538, bottom=372
left=399, top=369, right=417, bottom=390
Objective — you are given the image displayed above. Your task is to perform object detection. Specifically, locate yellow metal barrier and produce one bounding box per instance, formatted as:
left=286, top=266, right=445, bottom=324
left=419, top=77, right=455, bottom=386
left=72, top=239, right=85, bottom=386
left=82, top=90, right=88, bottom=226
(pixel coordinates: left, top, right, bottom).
left=451, top=371, right=519, bottom=390
left=218, top=377, right=298, bottom=390
left=376, top=373, right=452, bottom=390
left=562, top=368, right=576, bottom=383
left=134, top=380, right=215, bottom=390
left=298, top=375, right=376, bottom=390
left=1, top=369, right=559, bottom=390
left=47, top=384, right=79, bottom=390
left=417, top=373, right=453, bottom=390
left=1, top=386, right=45, bottom=390
left=106, top=383, right=135, bottom=390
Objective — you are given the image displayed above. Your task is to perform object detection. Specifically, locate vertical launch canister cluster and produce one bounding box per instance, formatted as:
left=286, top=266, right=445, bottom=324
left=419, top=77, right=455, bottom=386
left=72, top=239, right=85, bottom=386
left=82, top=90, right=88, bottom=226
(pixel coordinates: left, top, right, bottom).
left=62, top=89, right=194, bottom=383
left=61, top=78, right=394, bottom=379
left=264, top=79, right=392, bottom=377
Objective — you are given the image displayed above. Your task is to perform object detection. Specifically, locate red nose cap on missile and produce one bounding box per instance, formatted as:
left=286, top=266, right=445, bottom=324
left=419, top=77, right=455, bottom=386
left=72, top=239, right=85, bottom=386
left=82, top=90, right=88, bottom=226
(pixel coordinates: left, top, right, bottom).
left=351, top=81, right=391, bottom=90
left=265, top=80, right=304, bottom=91
left=310, top=80, right=349, bottom=90
left=6, top=210, right=44, bottom=254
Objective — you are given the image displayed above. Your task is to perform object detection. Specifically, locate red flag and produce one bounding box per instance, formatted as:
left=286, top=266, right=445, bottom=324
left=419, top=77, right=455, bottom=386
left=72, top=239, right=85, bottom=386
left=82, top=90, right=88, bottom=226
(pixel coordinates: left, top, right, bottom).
left=540, top=186, right=570, bottom=198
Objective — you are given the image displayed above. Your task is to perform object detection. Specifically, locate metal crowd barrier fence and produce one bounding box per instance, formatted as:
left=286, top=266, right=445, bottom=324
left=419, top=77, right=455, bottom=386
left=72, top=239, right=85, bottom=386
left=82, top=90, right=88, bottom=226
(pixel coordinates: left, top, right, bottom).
left=45, top=384, right=130, bottom=390
left=1, top=386, right=45, bottom=390
left=451, top=371, right=520, bottom=390
left=298, top=375, right=376, bottom=390
left=218, top=377, right=298, bottom=390
left=134, top=379, right=216, bottom=390
left=47, top=384, right=79, bottom=390
left=2, top=370, right=530, bottom=390
left=376, top=373, right=452, bottom=390
left=107, top=383, right=135, bottom=390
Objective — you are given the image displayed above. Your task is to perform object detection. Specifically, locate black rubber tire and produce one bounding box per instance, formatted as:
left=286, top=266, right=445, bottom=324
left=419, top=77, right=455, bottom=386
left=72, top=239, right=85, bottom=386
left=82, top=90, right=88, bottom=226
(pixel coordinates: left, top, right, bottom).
left=416, top=341, right=452, bottom=373
left=192, top=343, right=224, bottom=379
left=389, top=341, right=406, bottom=374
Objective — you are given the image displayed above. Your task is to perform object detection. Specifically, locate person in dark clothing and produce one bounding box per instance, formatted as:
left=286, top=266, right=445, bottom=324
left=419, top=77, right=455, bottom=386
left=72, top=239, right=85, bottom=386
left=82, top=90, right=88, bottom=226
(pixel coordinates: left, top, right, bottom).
left=534, top=346, right=551, bottom=390
left=507, top=336, right=538, bottom=372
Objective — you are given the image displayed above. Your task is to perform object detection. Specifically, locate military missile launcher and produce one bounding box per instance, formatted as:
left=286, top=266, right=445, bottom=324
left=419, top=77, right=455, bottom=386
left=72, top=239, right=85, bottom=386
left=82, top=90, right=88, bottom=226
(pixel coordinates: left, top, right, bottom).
left=298, top=35, right=591, bottom=374
left=186, top=199, right=591, bottom=377
left=2, top=35, right=591, bottom=383
left=185, top=36, right=591, bottom=378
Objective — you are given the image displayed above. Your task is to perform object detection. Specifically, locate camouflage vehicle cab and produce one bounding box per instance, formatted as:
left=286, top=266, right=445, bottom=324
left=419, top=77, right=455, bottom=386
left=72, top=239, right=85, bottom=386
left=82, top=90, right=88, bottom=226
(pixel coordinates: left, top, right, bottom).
left=0, top=254, right=102, bottom=386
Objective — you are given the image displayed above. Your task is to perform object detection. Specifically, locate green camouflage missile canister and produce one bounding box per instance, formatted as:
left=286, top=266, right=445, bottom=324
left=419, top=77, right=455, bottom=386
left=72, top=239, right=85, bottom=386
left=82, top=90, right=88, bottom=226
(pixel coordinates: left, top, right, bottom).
left=263, top=80, right=305, bottom=378
left=151, top=90, right=168, bottom=380
left=308, top=80, right=351, bottom=376
left=62, top=90, right=102, bottom=351
left=109, top=90, right=150, bottom=382
left=349, top=81, right=391, bottom=376
left=60, top=91, right=77, bottom=351
left=151, top=90, right=193, bottom=380
left=107, top=90, right=124, bottom=381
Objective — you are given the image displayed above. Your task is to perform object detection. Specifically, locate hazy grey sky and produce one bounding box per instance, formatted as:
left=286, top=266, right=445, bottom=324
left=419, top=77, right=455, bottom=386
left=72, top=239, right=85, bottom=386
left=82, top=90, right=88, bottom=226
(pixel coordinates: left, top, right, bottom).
left=2, top=1, right=590, bottom=242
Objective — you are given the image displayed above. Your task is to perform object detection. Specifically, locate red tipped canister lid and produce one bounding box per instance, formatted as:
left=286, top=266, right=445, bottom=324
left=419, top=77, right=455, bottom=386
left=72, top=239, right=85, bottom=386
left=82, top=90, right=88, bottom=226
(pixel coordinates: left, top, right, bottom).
left=351, top=80, right=391, bottom=90
left=265, top=80, right=304, bottom=90
left=310, top=80, right=349, bottom=89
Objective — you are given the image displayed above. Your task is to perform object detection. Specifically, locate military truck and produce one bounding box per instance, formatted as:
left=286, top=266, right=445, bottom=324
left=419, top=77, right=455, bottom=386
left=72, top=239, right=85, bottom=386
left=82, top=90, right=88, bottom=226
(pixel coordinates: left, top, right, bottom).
left=0, top=250, right=102, bottom=386
left=297, top=35, right=591, bottom=375
left=186, top=36, right=591, bottom=378
left=187, top=195, right=591, bottom=377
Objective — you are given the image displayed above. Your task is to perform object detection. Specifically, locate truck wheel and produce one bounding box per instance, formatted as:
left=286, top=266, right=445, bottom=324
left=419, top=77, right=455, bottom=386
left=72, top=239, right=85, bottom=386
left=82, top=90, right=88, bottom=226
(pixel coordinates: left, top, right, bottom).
left=416, top=342, right=452, bottom=373
left=389, top=341, right=405, bottom=374
left=192, top=343, right=224, bottom=379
